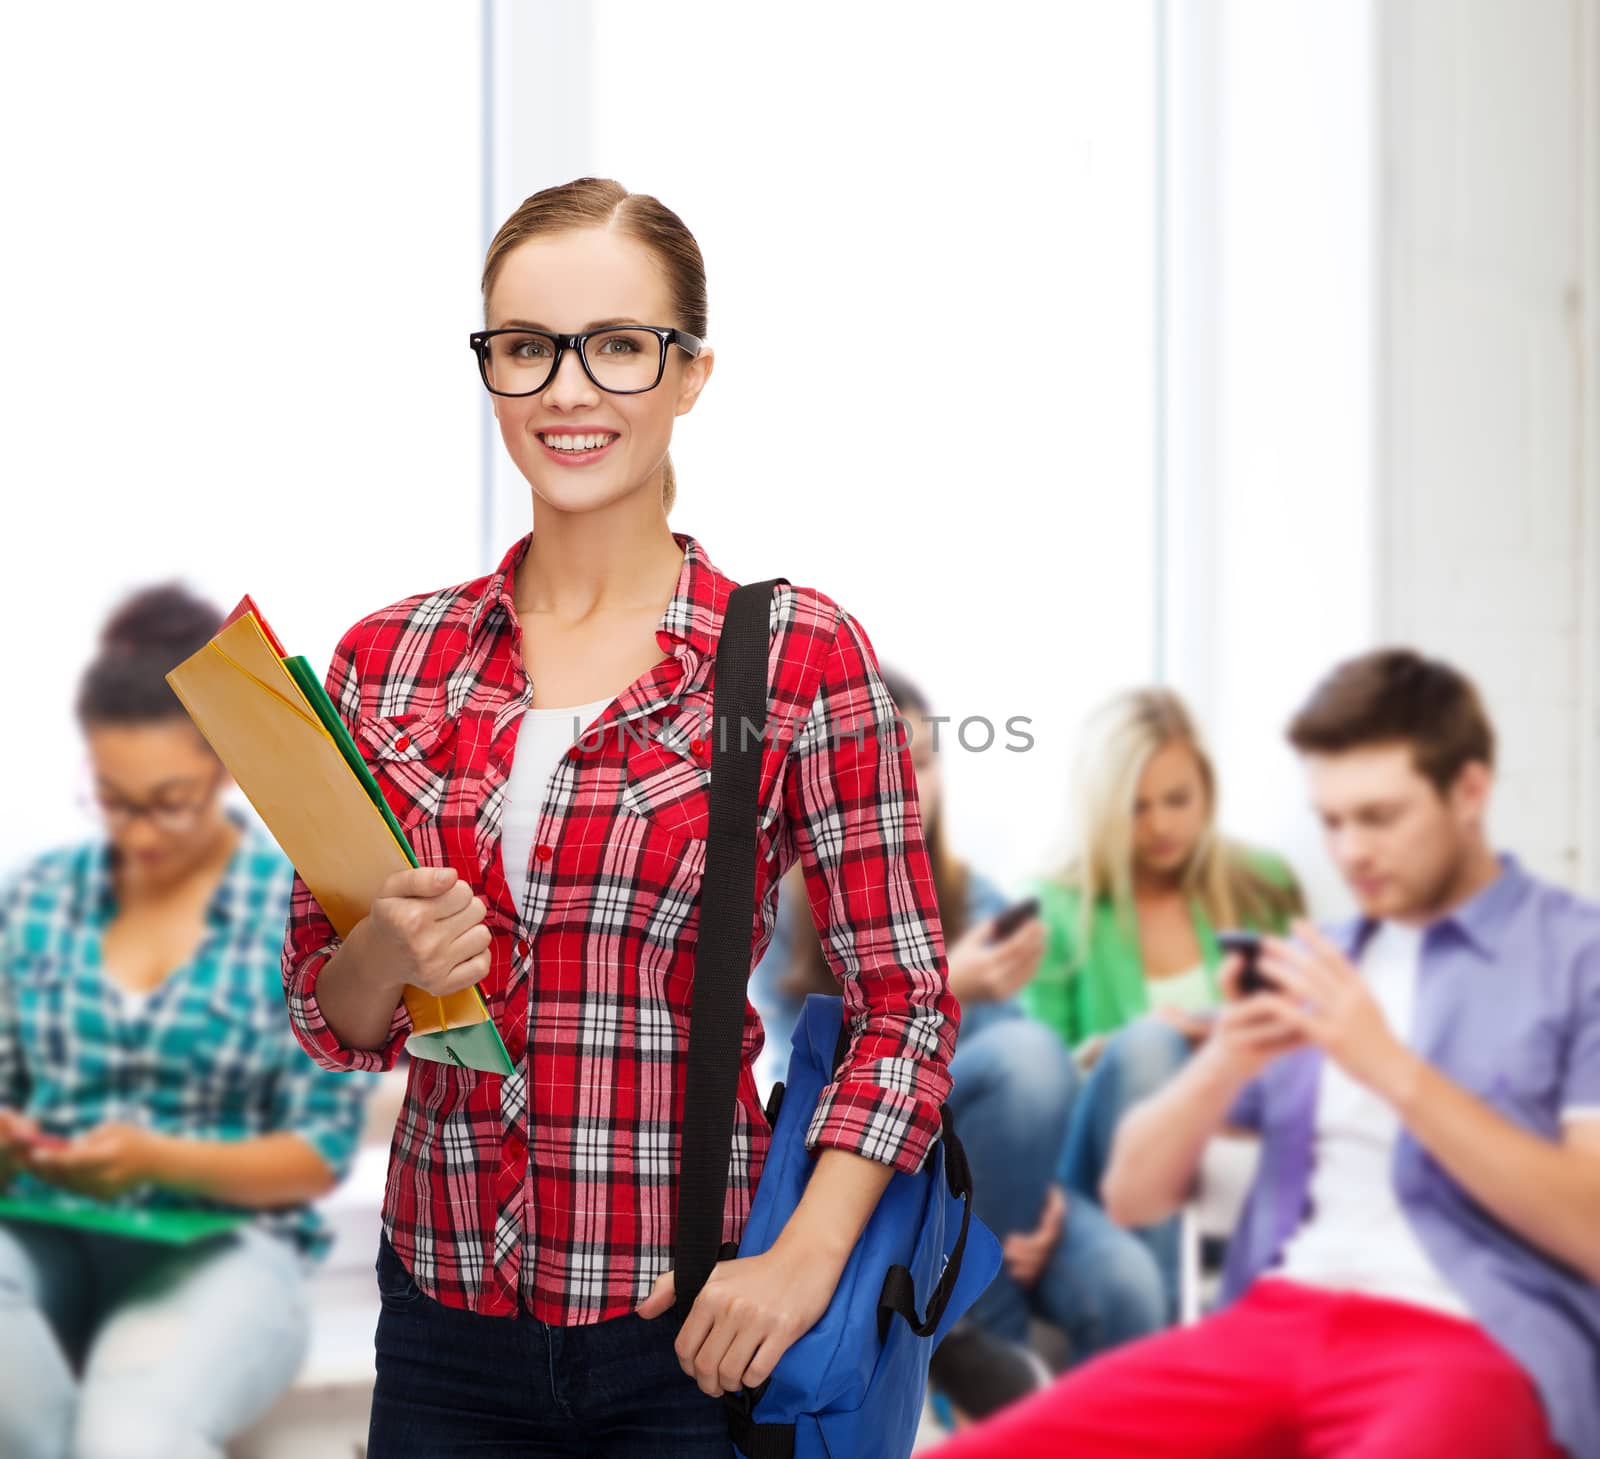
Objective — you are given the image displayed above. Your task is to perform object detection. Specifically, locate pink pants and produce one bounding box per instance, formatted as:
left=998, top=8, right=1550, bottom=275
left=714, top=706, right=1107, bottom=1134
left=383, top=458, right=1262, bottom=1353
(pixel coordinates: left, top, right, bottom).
left=925, top=1279, right=1565, bottom=1459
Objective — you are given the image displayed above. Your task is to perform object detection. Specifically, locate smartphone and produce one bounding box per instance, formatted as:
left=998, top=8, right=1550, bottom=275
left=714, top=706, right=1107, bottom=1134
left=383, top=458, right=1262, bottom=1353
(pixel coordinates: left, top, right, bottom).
left=989, top=896, right=1042, bottom=942
left=1216, top=930, right=1273, bottom=995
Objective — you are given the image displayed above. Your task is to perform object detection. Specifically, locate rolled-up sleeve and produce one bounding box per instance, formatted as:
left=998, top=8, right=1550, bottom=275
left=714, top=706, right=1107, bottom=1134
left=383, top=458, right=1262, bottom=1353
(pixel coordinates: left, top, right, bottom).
left=280, top=624, right=411, bottom=1074
left=783, top=608, right=959, bottom=1174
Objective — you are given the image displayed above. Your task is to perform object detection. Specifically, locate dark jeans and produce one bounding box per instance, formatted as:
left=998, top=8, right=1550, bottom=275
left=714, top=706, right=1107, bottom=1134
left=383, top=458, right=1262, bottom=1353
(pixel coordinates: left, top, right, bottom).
left=367, top=1233, right=735, bottom=1458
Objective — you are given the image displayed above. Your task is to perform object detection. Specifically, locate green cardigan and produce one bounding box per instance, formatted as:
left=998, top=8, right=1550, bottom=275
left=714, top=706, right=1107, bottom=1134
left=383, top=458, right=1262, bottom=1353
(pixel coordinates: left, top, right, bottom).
left=1019, top=850, right=1300, bottom=1049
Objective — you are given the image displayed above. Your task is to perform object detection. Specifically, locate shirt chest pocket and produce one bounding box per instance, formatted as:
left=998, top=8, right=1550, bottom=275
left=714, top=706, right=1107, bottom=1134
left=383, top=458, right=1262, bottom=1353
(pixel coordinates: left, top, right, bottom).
left=1478, top=1017, right=1555, bottom=1119
left=621, top=707, right=714, bottom=846
left=1451, top=1014, right=1564, bottom=1126
left=355, top=712, right=461, bottom=851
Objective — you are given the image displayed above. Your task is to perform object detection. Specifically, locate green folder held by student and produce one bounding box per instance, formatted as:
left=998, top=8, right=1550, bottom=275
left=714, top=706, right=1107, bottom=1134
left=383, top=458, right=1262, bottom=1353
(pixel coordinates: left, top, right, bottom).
left=0, top=1194, right=249, bottom=1247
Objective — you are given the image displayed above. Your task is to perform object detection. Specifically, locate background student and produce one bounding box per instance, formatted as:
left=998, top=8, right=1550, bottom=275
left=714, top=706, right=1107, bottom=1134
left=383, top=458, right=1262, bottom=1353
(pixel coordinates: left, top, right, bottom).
left=753, top=667, right=1167, bottom=1423
left=0, top=584, right=375, bottom=1459
left=1021, top=686, right=1302, bottom=1308
left=930, top=649, right=1600, bottom=1459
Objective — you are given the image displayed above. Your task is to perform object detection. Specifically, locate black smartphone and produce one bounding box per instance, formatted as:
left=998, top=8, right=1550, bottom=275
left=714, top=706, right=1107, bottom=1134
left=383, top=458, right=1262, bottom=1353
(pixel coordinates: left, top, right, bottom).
left=1216, top=930, right=1273, bottom=995
left=989, top=896, right=1042, bottom=942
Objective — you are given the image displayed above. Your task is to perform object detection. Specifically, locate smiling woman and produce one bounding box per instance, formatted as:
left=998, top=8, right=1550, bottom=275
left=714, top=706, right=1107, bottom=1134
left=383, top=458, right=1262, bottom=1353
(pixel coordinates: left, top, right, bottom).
left=473, top=179, right=713, bottom=528
left=281, top=178, right=962, bottom=1459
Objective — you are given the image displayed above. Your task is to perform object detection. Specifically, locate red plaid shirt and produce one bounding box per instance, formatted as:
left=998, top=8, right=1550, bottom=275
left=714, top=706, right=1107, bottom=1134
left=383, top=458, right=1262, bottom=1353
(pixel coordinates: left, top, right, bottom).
left=282, top=531, right=959, bottom=1322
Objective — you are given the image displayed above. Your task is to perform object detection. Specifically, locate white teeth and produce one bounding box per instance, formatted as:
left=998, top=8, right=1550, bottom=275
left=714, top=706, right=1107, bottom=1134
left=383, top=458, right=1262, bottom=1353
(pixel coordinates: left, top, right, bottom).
left=545, top=433, right=614, bottom=452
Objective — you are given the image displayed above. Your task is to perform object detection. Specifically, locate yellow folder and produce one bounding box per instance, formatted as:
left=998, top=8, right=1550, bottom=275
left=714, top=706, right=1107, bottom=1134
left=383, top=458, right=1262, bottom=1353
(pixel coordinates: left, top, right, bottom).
left=166, top=608, right=512, bottom=1075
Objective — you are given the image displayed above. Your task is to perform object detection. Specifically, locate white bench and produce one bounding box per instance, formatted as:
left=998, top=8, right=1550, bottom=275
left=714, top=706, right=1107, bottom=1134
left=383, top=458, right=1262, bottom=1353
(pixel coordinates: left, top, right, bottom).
left=1179, top=1134, right=1261, bottom=1323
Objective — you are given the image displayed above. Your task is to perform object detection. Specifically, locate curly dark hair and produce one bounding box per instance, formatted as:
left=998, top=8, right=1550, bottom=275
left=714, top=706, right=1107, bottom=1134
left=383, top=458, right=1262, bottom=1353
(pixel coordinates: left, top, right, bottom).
left=76, top=583, right=223, bottom=727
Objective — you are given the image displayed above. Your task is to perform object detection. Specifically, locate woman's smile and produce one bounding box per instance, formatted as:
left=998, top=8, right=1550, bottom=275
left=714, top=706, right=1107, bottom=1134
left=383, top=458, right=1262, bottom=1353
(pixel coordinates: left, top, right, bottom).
left=536, top=428, right=621, bottom=464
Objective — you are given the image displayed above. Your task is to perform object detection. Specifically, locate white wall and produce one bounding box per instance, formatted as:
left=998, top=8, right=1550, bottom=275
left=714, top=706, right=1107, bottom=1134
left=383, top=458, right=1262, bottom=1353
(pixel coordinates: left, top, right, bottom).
left=0, top=3, right=484, bottom=869
left=1167, top=0, right=1600, bottom=911
left=1377, top=0, right=1600, bottom=893
left=1163, top=0, right=1377, bottom=919
left=487, top=0, right=1163, bottom=892
left=16, top=2, right=1586, bottom=911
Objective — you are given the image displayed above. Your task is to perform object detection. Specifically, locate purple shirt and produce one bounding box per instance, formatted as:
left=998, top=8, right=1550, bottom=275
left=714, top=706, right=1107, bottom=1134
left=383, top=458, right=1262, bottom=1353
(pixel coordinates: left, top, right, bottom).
left=1221, top=855, right=1600, bottom=1459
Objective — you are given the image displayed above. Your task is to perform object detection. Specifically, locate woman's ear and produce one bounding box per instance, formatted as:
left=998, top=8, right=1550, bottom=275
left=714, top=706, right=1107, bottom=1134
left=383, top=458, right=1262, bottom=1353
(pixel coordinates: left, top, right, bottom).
left=674, top=345, right=714, bottom=418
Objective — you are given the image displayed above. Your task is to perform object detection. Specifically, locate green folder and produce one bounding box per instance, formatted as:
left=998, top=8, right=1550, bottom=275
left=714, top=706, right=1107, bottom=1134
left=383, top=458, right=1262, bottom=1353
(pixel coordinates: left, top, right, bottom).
left=283, top=656, right=419, bottom=869
left=281, top=655, right=514, bottom=1077
left=0, top=1195, right=248, bottom=1247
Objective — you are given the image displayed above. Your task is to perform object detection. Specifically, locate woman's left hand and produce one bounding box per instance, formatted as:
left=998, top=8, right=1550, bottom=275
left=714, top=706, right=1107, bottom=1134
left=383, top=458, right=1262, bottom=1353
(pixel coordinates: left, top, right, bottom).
left=636, top=1237, right=846, bottom=1397
left=26, top=1122, right=164, bottom=1199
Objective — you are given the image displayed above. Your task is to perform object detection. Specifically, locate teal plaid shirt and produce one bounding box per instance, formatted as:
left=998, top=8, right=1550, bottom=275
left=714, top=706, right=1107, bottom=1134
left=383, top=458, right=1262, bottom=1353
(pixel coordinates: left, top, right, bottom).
left=0, top=810, right=375, bottom=1258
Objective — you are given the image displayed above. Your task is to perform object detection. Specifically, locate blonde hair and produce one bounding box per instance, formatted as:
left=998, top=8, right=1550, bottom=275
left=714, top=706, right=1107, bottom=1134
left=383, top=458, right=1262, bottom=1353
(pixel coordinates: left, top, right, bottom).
left=481, top=177, right=708, bottom=516
left=1050, top=687, right=1299, bottom=936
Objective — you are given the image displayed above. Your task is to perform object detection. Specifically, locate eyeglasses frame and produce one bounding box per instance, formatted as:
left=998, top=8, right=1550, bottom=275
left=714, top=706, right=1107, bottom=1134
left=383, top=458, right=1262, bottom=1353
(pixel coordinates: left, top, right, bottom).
left=83, top=764, right=228, bottom=835
left=467, top=325, right=705, bottom=397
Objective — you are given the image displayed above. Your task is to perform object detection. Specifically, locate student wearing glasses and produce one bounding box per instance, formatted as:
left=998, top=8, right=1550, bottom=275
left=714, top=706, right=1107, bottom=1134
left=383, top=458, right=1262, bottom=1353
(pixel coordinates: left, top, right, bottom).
left=281, top=177, right=960, bottom=1457
left=0, top=585, right=376, bottom=1459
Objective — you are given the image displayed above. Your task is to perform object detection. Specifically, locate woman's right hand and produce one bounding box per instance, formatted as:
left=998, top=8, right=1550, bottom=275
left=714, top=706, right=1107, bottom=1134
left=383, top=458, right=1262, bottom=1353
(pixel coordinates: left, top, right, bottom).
left=360, top=866, right=492, bottom=997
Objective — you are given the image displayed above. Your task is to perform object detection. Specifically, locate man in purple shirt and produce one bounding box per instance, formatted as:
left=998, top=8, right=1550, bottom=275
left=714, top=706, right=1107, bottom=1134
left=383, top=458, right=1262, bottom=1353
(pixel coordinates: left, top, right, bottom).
left=927, top=649, right=1600, bottom=1459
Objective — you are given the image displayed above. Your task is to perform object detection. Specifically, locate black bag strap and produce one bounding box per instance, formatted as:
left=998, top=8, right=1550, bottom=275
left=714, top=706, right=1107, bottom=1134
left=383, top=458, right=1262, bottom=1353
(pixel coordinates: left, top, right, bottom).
left=673, top=577, right=789, bottom=1319
left=875, top=1105, right=975, bottom=1343
left=723, top=1401, right=796, bottom=1459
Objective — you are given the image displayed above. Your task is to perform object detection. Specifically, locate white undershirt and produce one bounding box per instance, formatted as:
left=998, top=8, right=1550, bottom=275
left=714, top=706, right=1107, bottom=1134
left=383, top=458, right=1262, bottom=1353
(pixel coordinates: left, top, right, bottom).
left=1271, top=919, right=1472, bottom=1320
left=500, top=697, right=611, bottom=917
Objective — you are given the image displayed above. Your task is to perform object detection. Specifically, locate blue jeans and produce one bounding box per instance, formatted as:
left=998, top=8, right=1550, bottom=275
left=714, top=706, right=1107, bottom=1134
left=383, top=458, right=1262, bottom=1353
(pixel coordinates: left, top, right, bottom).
left=0, top=1219, right=310, bottom=1459
left=947, top=1008, right=1166, bottom=1362
left=368, top=1233, right=734, bottom=1457
left=1058, top=1017, right=1193, bottom=1320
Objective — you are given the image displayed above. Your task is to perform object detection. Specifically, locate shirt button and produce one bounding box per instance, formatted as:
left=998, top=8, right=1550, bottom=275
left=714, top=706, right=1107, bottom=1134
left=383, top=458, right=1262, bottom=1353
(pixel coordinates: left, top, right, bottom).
left=689, top=738, right=707, bottom=757
left=535, top=845, right=553, bottom=863
left=515, top=938, right=529, bottom=958
left=395, top=735, right=411, bottom=751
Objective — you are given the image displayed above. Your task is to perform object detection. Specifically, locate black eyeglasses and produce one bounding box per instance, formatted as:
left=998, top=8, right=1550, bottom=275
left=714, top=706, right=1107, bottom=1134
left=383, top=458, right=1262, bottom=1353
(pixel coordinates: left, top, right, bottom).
left=80, top=766, right=226, bottom=836
left=468, top=325, right=704, bottom=397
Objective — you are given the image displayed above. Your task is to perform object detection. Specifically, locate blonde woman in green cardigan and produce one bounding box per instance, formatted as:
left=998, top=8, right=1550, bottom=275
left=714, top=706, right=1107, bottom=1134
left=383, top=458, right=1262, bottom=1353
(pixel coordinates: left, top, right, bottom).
left=1020, top=687, right=1303, bottom=1315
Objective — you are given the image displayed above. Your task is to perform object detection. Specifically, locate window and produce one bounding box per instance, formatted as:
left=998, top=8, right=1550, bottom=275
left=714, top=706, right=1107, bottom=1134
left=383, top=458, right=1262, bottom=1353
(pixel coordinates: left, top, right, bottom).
left=1, top=4, right=483, bottom=864
left=489, top=2, right=1160, bottom=886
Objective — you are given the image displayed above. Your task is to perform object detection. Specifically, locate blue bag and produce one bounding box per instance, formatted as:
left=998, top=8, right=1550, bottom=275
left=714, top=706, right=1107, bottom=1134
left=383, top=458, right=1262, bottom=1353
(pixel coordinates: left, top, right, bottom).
left=724, top=995, right=1002, bottom=1459
left=672, top=580, right=1001, bottom=1459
